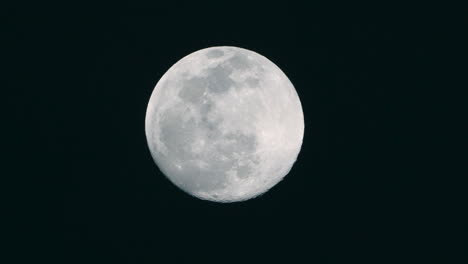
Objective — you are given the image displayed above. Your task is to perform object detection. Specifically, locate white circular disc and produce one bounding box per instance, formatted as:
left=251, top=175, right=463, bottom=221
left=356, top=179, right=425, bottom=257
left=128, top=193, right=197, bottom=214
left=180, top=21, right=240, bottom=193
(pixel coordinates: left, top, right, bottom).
left=145, top=46, right=304, bottom=202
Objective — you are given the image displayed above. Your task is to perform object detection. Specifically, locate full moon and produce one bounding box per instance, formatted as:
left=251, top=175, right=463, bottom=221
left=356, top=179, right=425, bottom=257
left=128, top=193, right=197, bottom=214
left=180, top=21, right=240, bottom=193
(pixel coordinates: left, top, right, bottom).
left=145, top=46, right=304, bottom=202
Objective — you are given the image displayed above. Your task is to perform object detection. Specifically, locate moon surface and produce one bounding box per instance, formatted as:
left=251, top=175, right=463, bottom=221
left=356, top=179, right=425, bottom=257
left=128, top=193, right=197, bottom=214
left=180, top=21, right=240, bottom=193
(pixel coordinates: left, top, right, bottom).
left=145, top=46, right=304, bottom=202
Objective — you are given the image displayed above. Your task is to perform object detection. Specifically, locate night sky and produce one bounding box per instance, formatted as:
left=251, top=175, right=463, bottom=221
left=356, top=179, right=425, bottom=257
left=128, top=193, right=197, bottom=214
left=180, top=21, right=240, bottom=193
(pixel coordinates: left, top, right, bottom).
left=6, top=2, right=464, bottom=263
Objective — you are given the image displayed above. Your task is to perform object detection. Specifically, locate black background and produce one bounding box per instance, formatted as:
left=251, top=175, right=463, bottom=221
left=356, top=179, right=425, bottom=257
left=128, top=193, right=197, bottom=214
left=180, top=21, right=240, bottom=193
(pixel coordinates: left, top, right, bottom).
left=5, top=2, right=465, bottom=263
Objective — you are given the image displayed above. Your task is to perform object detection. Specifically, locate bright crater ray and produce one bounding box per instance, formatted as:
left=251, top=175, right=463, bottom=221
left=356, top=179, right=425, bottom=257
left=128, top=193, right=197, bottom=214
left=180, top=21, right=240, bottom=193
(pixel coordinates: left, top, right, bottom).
left=145, top=46, right=304, bottom=202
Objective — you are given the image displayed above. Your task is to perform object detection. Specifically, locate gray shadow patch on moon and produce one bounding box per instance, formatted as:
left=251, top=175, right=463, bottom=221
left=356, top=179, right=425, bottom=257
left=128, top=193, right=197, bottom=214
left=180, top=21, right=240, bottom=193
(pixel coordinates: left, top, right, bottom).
left=226, top=52, right=252, bottom=71
left=178, top=64, right=235, bottom=104
left=178, top=77, right=207, bottom=104
left=224, top=50, right=265, bottom=91
left=158, top=106, right=197, bottom=161
left=206, top=49, right=224, bottom=58
left=215, top=132, right=256, bottom=157
left=206, top=65, right=236, bottom=93
left=235, top=164, right=253, bottom=179
left=245, top=77, right=260, bottom=87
